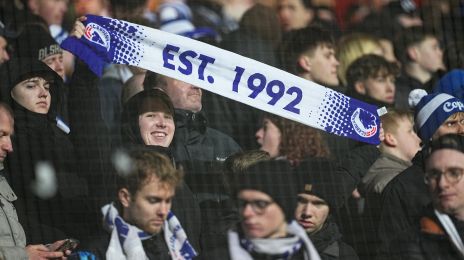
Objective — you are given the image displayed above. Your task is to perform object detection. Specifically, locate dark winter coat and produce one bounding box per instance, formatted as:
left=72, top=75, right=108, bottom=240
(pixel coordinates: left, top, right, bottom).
left=70, top=61, right=202, bottom=253
left=0, top=59, right=91, bottom=243
left=309, top=219, right=359, bottom=260
left=376, top=151, right=431, bottom=259
left=394, top=70, right=443, bottom=110
left=390, top=205, right=464, bottom=260
left=171, top=109, right=241, bottom=163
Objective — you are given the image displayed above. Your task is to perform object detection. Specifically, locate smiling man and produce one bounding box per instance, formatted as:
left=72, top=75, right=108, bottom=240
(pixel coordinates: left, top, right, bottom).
left=143, top=71, right=241, bottom=162
left=391, top=134, right=464, bottom=259
left=121, top=88, right=175, bottom=147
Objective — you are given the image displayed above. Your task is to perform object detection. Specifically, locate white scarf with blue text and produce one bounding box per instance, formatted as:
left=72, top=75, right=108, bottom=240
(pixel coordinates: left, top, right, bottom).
left=61, top=15, right=383, bottom=145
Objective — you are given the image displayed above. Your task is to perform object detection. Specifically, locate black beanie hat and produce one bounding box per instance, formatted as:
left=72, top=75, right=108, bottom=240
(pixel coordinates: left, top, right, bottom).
left=231, top=160, right=297, bottom=222
left=294, top=158, right=347, bottom=210
left=0, top=57, right=62, bottom=113
left=121, top=88, right=175, bottom=145
left=14, top=24, right=62, bottom=61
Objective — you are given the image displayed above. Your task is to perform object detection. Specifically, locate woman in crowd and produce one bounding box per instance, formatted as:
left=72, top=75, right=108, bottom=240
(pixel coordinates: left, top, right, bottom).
left=255, top=113, right=330, bottom=166
left=0, top=58, right=90, bottom=243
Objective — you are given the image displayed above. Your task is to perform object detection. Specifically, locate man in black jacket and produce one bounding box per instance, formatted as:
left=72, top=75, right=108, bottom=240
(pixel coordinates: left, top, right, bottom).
left=377, top=92, right=464, bottom=258
left=143, top=71, right=241, bottom=163
left=294, top=159, right=359, bottom=260
left=391, top=134, right=464, bottom=259
left=0, top=102, right=72, bottom=259
left=85, top=150, right=197, bottom=259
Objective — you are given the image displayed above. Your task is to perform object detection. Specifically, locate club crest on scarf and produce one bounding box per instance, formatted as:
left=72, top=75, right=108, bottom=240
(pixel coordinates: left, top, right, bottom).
left=61, top=15, right=382, bottom=145
left=350, top=107, right=378, bottom=138
left=317, top=90, right=379, bottom=141
left=84, top=23, right=111, bottom=51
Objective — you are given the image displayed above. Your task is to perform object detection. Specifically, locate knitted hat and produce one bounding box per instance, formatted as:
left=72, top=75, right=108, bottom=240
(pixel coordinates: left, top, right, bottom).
left=158, top=1, right=195, bottom=35
left=15, top=24, right=62, bottom=61
left=414, top=93, right=464, bottom=141
left=433, top=69, right=464, bottom=100
left=157, top=1, right=218, bottom=40
left=231, top=160, right=297, bottom=222
left=294, top=159, right=347, bottom=210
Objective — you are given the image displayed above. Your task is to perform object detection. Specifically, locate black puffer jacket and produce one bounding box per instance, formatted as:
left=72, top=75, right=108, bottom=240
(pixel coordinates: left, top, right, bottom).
left=172, top=109, right=241, bottom=163
left=377, top=151, right=431, bottom=259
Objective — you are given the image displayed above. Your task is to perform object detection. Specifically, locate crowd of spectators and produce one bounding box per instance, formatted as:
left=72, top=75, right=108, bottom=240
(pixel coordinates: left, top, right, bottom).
left=1, top=0, right=464, bottom=259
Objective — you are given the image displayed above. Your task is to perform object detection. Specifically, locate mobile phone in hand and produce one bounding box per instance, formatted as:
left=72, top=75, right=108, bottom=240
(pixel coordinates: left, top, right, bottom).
left=55, top=238, right=79, bottom=252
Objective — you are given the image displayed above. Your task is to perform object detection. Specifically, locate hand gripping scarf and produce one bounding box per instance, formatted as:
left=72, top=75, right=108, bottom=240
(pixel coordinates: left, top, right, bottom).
left=61, top=15, right=383, bottom=145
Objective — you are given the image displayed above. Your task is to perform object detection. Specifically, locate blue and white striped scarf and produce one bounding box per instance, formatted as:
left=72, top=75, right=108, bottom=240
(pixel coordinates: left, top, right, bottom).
left=102, top=203, right=197, bottom=260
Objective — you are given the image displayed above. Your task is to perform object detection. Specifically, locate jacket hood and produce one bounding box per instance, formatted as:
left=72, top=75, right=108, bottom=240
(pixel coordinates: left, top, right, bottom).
left=0, top=58, right=62, bottom=116
left=121, top=88, right=175, bottom=146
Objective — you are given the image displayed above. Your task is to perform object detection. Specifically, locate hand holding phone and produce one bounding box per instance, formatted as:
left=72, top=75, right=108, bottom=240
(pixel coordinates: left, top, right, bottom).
left=53, top=238, right=80, bottom=252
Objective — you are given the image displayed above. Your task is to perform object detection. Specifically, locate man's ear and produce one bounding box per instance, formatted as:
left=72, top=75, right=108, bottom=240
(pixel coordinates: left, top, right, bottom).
left=118, top=188, right=131, bottom=208
left=298, top=55, right=312, bottom=73
left=384, top=132, right=397, bottom=147
left=407, top=46, right=419, bottom=62
left=354, top=81, right=366, bottom=95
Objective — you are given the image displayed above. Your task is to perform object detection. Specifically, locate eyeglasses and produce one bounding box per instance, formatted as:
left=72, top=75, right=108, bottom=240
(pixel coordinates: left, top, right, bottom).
left=237, top=199, right=274, bottom=214
left=424, top=168, right=464, bottom=185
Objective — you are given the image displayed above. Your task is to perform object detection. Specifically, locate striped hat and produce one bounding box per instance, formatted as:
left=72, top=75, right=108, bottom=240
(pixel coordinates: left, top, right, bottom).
left=415, top=93, right=464, bottom=141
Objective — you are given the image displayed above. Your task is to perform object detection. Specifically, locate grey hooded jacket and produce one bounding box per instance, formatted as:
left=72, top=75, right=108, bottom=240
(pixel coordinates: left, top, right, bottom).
left=0, top=172, right=28, bottom=260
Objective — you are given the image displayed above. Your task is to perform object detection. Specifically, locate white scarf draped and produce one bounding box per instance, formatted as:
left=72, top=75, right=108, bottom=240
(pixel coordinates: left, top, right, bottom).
left=102, top=203, right=197, bottom=260
left=435, top=209, right=464, bottom=257
left=228, top=221, right=321, bottom=260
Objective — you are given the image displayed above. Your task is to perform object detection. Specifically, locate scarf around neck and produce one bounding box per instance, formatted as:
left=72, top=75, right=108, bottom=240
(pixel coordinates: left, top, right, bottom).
left=435, top=209, right=464, bottom=258
left=228, top=220, right=321, bottom=260
left=101, top=203, right=197, bottom=260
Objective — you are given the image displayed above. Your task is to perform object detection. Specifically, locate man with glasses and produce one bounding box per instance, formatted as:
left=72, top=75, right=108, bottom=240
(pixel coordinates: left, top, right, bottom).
left=391, top=134, right=464, bottom=258
left=227, top=160, right=321, bottom=260
left=377, top=92, right=464, bottom=258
